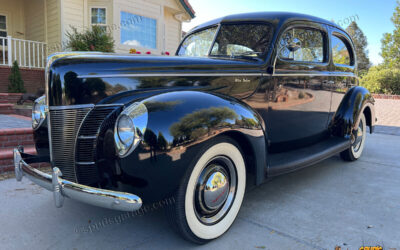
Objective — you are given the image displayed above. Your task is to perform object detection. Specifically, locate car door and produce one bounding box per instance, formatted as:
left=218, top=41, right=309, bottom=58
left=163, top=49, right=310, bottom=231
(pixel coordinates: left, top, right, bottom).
left=262, top=22, right=332, bottom=153
left=328, top=27, right=358, bottom=122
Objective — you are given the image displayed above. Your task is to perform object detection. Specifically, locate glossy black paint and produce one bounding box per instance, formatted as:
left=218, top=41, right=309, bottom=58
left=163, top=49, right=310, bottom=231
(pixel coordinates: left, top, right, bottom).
left=47, top=56, right=263, bottom=106
left=329, top=86, right=375, bottom=138
left=31, top=12, right=376, bottom=204
left=114, top=91, right=265, bottom=202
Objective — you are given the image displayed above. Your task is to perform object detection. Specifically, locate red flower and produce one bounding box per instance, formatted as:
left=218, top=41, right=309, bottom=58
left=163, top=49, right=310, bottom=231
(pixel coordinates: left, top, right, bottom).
left=146, top=51, right=151, bottom=55
left=136, top=51, right=141, bottom=54
left=165, top=52, right=170, bottom=56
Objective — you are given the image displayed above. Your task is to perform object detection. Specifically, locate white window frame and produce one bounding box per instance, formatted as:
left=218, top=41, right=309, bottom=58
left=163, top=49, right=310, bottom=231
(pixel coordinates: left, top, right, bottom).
left=0, top=13, right=8, bottom=37
left=90, top=7, right=107, bottom=30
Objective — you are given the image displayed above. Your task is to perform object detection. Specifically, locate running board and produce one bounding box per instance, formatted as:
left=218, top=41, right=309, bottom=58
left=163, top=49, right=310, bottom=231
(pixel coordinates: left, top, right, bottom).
left=267, top=137, right=350, bottom=177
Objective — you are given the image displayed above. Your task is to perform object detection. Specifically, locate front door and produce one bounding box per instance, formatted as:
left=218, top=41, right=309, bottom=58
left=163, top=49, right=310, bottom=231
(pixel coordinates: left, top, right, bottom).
left=263, top=22, right=332, bottom=153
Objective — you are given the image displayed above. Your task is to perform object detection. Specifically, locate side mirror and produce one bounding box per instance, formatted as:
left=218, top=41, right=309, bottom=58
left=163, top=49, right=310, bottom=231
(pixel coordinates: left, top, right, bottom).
left=287, top=38, right=302, bottom=52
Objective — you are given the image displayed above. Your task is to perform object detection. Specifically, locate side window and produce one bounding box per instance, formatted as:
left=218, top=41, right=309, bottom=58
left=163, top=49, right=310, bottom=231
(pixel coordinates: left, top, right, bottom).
left=278, top=28, right=325, bottom=63
left=332, top=35, right=351, bottom=65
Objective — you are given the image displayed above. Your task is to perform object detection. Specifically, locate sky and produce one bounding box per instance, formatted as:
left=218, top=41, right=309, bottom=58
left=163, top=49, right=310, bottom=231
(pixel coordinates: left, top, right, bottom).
left=182, top=0, right=399, bottom=65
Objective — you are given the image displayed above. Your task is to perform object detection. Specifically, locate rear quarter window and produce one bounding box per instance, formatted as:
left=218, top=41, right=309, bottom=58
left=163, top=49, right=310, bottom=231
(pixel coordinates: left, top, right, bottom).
left=331, top=35, right=352, bottom=66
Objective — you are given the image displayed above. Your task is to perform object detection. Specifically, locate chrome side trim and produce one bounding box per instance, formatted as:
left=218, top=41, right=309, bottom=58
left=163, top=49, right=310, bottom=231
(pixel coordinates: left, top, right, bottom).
left=77, top=135, right=97, bottom=139
left=48, top=104, right=123, bottom=110
left=76, top=161, right=96, bottom=165
left=78, top=73, right=264, bottom=78
left=49, top=104, right=95, bottom=110
left=272, top=73, right=356, bottom=77
left=96, top=103, right=124, bottom=107
left=14, top=148, right=142, bottom=212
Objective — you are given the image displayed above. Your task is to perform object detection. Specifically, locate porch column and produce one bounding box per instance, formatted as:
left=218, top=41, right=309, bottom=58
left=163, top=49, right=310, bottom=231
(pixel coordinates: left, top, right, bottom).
left=7, top=36, right=12, bottom=66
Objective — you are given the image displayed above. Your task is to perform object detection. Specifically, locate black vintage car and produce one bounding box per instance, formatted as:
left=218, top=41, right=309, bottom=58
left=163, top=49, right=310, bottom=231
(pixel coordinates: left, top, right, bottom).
left=14, top=12, right=375, bottom=243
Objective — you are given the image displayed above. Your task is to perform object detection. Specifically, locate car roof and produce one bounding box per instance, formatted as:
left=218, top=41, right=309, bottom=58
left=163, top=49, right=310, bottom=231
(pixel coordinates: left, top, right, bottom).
left=189, top=11, right=343, bottom=33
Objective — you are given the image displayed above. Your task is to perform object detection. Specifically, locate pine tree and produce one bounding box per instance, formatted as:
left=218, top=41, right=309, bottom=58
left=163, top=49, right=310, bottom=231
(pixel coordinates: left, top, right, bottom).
left=346, top=21, right=371, bottom=74
left=8, top=61, right=26, bottom=93
left=381, top=0, right=400, bottom=68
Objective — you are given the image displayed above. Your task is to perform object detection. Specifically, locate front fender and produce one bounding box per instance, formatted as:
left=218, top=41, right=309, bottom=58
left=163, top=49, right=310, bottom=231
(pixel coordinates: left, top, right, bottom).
left=118, top=91, right=266, bottom=203
left=330, top=86, right=375, bottom=138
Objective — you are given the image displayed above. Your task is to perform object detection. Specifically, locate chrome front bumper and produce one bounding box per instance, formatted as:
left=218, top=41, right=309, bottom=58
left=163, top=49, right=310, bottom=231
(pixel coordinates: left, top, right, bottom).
left=14, top=147, right=142, bottom=212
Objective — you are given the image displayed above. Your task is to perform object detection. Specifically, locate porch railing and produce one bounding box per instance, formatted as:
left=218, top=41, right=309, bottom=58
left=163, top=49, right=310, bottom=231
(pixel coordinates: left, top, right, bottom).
left=0, top=36, right=47, bottom=69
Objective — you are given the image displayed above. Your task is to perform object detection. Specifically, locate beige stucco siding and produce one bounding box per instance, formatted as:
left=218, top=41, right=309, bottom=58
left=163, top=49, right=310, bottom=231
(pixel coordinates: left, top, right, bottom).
left=62, top=0, right=84, bottom=34
left=46, top=0, right=61, bottom=54
left=164, top=8, right=181, bottom=54
left=25, top=0, right=45, bottom=42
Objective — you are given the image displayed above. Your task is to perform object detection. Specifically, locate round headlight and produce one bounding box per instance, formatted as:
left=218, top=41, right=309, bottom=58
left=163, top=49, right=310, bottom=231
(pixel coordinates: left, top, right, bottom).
left=32, top=96, right=47, bottom=129
left=114, top=103, right=148, bottom=157
left=117, top=115, right=135, bottom=146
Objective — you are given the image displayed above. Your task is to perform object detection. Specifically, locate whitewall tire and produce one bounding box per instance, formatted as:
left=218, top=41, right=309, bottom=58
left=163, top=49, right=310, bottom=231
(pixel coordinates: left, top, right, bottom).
left=340, top=113, right=367, bottom=161
left=167, top=136, right=246, bottom=244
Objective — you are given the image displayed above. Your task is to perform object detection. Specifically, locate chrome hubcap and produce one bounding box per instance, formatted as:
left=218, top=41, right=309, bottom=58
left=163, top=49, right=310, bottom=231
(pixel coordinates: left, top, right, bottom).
left=352, top=119, right=364, bottom=152
left=203, top=170, right=230, bottom=209
left=194, top=156, right=237, bottom=225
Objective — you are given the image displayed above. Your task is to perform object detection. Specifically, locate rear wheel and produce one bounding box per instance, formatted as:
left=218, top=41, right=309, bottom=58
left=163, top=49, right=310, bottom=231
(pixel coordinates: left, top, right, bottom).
left=166, top=136, right=246, bottom=244
left=340, top=113, right=367, bottom=161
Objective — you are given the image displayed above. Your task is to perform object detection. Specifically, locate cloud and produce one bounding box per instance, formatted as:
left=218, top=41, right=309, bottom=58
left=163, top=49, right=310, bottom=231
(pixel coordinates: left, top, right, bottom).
left=123, top=40, right=142, bottom=47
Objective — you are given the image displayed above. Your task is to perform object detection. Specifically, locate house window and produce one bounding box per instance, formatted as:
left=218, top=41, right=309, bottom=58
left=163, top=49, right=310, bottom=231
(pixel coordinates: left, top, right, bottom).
left=120, top=11, right=157, bottom=49
left=0, top=15, right=7, bottom=46
left=91, top=8, right=107, bottom=31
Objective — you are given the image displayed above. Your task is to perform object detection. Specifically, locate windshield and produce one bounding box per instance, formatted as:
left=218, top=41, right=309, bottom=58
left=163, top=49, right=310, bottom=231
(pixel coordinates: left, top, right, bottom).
left=177, top=27, right=218, bottom=57
left=178, top=23, right=274, bottom=59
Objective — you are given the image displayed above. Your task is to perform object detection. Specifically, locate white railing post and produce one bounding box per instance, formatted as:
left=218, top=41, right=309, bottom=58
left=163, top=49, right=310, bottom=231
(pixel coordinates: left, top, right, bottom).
left=37, top=42, right=40, bottom=68
left=2, top=37, right=5, bottom=65
left=2, top=37, right=47, bottom=69
left=13, top=39, right=17, bottom=65
left=19, top=40, right=22, bottom=66
left=28, top=42, right=31, bottom=68
left=41, top=43, right=44, bottom=68
left=7, top=36, right=12, bottom=66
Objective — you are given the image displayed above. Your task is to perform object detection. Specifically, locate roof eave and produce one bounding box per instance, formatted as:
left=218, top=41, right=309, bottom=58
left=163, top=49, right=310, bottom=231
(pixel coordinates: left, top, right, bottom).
left=179, top=0, right=195, bottom=18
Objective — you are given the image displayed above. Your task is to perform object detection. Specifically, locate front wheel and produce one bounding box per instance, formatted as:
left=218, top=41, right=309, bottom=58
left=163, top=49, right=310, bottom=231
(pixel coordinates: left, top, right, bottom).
left=167, top=137, right=246, bottom=244
left=340, top=113, right=367, bottom=161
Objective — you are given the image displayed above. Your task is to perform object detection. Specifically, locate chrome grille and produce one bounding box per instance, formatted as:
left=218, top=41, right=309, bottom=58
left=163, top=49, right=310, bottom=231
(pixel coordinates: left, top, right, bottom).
left=49, top=107, right=92, bottom=182
left=76, top=106, right=120, bottom=185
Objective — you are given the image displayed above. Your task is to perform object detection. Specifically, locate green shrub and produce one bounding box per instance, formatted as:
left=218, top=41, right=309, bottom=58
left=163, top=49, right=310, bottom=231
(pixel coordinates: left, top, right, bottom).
left=360, top=66, right=400, bottom=95
left=66, top=26, right=115, bottom=52
left=8, top=61, right=26, bottom=93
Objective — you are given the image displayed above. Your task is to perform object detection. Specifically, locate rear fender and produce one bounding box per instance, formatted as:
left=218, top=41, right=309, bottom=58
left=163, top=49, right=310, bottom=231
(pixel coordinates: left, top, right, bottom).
left=330, top=86, right=375, bottom=138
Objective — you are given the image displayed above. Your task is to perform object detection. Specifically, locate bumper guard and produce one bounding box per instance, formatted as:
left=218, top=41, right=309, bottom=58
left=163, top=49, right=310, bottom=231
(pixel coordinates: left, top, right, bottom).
left=14, top=147, right=142, bottom=212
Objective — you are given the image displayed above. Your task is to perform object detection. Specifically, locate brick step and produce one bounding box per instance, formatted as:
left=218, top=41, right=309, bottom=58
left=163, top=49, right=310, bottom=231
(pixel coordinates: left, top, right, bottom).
left=0, top=128, right=35, bottom=150
left=0, top=93, right=23, bottom=104
left=0, top=146, right=37, bottom=173
left=0, top=104, right=14, bottom=115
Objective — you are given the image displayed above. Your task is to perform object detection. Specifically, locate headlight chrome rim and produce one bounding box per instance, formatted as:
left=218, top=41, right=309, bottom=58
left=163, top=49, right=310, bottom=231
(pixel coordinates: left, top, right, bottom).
left=32, top=96, right=47, bottom=130
left=114, top=102, right=148, bottom=157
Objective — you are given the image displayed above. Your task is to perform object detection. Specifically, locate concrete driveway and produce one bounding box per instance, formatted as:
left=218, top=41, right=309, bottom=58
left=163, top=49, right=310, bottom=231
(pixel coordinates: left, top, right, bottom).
left=1, top=132, right=399, bottom=250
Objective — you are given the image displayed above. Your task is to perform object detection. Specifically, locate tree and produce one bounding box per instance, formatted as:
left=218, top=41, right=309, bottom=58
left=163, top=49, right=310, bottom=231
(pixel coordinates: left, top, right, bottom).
left=8, top=61, right=26, bottom=93
left=170, top=107, right=238, bottom=141
left=381, top=0, right=400, bottom=67
left=66, top=25, right=115, bottom=52
left=360, top=66, right=400, bottom=95
left=346, top=21, right=371, bottom=74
